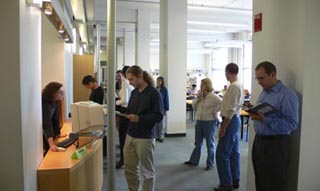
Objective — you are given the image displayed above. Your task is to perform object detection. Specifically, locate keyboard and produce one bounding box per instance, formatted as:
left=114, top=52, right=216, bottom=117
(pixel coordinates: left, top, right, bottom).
left=57, top=137, right=78, bottom=148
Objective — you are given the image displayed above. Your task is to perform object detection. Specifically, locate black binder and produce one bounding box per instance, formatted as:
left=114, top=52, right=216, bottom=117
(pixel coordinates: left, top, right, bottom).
left=246, top=102, right=277, bottom=116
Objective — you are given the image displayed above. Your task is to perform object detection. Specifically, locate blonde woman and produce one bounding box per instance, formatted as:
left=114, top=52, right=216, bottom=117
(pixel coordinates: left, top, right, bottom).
left=184, top=78, right=222, bottom=170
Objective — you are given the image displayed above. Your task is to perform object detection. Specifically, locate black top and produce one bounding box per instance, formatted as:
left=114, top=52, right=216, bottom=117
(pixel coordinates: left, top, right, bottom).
left=90, top=86, right=104, bottom=104
left=126, top=85, right=164, bottom=139
left=42, top=98, right=61, bottom=152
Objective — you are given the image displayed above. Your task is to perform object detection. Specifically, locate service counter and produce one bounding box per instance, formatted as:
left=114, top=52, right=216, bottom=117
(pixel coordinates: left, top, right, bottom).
left=37, top=124, right=104, bottom=191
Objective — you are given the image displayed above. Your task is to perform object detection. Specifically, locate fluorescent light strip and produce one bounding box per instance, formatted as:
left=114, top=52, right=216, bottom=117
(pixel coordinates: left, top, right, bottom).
left=188, top=29, right=225, bottom=34
left=188, top=21, right=247, bottom=28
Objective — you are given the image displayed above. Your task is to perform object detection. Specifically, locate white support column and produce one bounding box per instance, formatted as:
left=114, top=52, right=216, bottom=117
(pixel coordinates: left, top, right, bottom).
left=124, top=28, right=135, bottom=66
left=160, top=0, right=187, bottom=135
left=136, top=9, right=150, bottom=70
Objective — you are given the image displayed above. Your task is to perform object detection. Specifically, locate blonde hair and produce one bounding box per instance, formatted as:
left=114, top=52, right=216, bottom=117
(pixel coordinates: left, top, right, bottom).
left=201, top=78, right=213, bottom=92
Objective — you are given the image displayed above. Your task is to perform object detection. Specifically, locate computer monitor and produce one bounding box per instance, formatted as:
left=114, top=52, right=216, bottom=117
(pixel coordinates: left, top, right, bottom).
left=71, top=101, right=105, bottom=132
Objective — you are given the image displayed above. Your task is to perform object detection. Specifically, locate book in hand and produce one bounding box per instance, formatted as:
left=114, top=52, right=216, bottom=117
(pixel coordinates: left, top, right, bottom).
left=246, top=102, right=277, bottom=116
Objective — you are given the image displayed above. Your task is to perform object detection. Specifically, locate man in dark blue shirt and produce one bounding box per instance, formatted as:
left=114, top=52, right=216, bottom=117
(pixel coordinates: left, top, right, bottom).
left=249, top=61, right=299, bottom=191
left=123, top=65, right=163, bottom=191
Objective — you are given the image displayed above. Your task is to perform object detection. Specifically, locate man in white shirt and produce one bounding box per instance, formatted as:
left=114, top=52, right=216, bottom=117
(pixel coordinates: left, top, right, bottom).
left=115, top=66, right=134, bottom=169
left=214, top=63, right=244, bottom=191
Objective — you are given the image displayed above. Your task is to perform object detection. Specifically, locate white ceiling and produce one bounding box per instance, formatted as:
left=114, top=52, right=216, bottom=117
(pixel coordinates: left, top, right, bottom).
left=68, top=0, right=252, bottom=52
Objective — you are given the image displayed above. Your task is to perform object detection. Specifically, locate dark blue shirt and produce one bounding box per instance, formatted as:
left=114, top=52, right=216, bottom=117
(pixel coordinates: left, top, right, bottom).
left=253, top=81, right=299, bottom=135
left=158, top=86, right=169, bottom=112
left=127, top=85, right=164, bottom=139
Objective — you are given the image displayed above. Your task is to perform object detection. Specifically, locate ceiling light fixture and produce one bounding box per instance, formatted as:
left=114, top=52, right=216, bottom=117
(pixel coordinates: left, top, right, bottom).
left=43, top=2, right=52, bottom=15
left=58, top=23, right=64, bottom=33
left=188, top=21, right=248, bottom=28
left=188, top=29, right=225, bottom=34
left=64, top=35, right=70, bottom=42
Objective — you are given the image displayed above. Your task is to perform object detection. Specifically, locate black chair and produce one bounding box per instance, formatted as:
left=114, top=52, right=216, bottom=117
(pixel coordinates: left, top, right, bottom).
left=186, top=103, right=194, bottom=121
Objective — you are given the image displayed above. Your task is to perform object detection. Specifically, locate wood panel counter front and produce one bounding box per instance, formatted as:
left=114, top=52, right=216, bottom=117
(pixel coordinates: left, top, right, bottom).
left=37, top=136, right=103, bottom=191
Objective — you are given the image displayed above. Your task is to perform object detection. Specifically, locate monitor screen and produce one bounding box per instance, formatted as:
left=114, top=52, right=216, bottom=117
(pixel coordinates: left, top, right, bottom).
left=71, top=101, right=105, bottom=132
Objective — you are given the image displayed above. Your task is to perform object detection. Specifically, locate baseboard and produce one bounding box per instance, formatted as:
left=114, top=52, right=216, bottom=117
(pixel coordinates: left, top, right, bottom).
left=165, top=133, right=186, bottom=137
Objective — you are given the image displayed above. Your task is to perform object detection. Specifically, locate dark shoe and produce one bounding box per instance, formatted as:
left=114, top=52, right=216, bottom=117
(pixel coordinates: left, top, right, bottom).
left=205, top=166, right=213, bottom=170
left=232, top=181, right=239, bottom=189
left=116, top=161, right=124, bottom=169
left=213, top=185, right=233, bottom=191
left=159, top=138, right=164, bottom=143
left=184, top=161, right=197, bottom=166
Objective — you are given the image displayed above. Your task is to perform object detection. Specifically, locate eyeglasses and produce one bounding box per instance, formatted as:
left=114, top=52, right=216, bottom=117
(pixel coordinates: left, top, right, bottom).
left=255, top=76, right=267, bottom=81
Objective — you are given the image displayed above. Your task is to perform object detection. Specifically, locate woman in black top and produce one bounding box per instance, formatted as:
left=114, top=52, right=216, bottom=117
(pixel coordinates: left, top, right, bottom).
left=82, top=75, right=104, bottom=104
left=42, top=82, right=66, bottom=155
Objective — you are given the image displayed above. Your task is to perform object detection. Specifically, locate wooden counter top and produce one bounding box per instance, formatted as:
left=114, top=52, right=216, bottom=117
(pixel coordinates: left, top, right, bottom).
left=37, top=122, right=104, bottom=191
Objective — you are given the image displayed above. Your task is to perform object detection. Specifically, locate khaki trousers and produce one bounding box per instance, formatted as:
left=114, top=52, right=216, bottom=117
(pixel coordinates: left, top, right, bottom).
left=124, top=135, right=155, bottom=191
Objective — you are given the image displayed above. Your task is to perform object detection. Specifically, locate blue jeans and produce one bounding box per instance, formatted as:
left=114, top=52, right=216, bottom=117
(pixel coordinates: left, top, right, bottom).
left=189, top=120, right=218, bottom=167
left=216, top=115, right=241, bottom=186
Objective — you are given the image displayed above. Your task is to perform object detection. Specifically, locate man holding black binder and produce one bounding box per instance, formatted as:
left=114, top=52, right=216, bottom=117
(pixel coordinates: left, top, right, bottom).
left=249, top=61, right=299, bottom=191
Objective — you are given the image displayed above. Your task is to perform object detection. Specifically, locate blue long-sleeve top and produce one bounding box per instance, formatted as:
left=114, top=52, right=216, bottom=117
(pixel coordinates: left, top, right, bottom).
left=158, top=86, right=169, bottom=112
left=126, top=85, right=164, bottom=139
left=253, top=81, right=299, bottom=135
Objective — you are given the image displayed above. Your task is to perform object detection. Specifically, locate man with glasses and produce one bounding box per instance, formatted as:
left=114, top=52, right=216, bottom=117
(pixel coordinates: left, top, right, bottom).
left=249, top=61, right=299, bottom=191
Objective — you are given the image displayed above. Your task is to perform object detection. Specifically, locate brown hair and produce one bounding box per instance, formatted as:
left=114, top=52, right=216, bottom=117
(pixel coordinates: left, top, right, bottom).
left=42, top=82, right=63, bottom=103
left=225, top=63, right=239, bottom=74
left=126, top=65, right=155, bottom=87
left=255, top=61, right=277, bottom=75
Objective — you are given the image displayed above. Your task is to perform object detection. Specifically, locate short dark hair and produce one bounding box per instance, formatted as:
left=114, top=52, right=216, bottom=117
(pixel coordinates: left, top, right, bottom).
left=225, top=63, right=239, bottom=74
left=255, top=61, right=277, bottom=75
left=192, top=84, right=196, bottom=88
left=116, top=70, right=122, bottom=74
left=122, top=66, right=130, bottom=77
left=82, top=75, right=96, bottom=85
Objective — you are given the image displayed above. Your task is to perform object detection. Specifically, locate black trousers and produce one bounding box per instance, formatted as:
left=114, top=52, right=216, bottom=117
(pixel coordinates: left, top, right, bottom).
left=252, top=135, right=289, bottom=191
left=118, top=107, right=129, bottom=162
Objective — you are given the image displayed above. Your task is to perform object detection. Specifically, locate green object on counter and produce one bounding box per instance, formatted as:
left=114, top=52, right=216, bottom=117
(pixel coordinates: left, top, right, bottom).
left=71, top=147, right=87, bottom=160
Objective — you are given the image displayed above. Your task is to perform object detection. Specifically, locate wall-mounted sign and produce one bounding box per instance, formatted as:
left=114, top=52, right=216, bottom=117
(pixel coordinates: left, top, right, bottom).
left=254, top=13, right=262, bottom=33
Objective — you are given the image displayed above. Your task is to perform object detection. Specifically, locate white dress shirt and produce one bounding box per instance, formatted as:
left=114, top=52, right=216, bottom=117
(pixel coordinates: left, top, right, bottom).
left=116, top=78, right=134, bottom=108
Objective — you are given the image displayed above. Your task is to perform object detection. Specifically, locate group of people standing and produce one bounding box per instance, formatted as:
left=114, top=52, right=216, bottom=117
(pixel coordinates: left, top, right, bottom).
left=184, top=63, right=244, bottom=191
left=41, top=61, right=299, bottom=191
left=184, top=61, right=299, bottom=191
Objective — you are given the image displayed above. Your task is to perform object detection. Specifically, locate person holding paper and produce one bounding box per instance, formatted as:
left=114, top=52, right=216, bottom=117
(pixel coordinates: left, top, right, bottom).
left=249, top=61, right=299, bottom=191
left=115, top=66, right=134, bottom=169
left=124, top=65, right=164, bottom=191
left=215, top=63, right=244, bottom=191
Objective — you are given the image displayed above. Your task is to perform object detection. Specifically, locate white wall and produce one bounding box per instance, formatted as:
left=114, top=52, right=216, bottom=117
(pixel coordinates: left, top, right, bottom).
left=248, top=0, right=305, bottom=190
left=187, top=53, right=206, bottom=69
left=298, top=1, right=320, bottom=191
left=0, top=0, right=42, bottom=190
left=41, top=16, right=65, bottom=88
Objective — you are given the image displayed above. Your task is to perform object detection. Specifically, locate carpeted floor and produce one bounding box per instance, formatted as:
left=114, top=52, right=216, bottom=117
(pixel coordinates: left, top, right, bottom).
left=102, top=120, right=249, bottom=191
